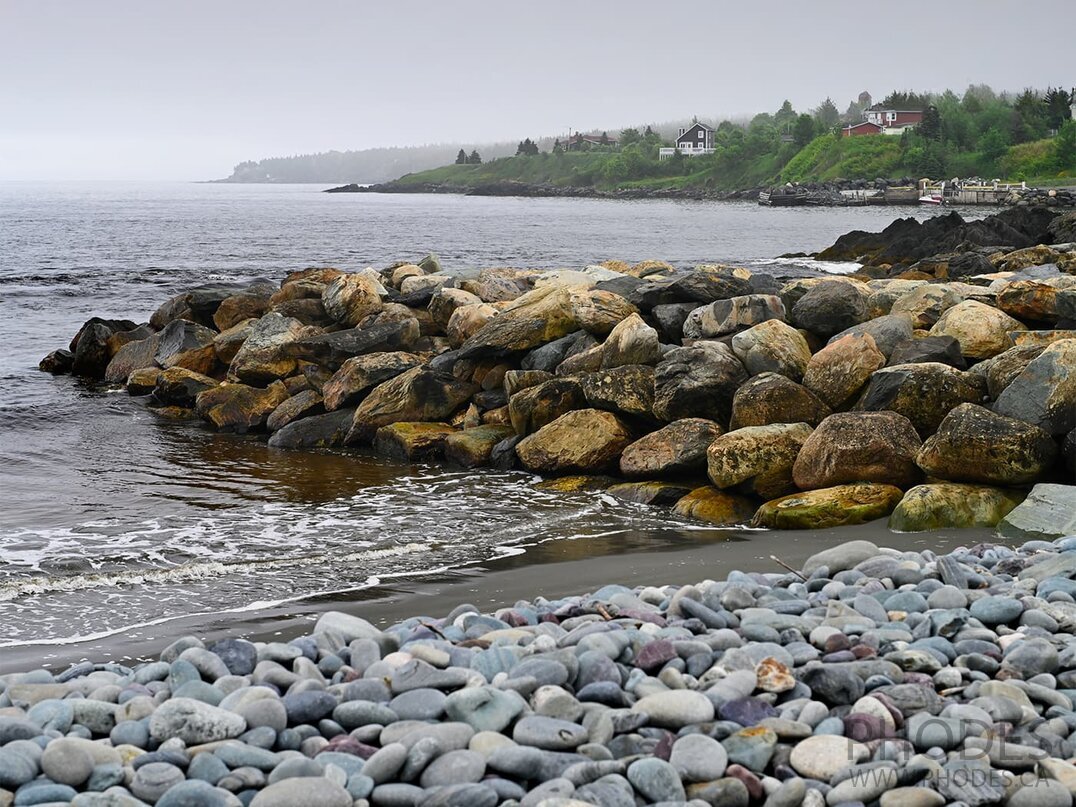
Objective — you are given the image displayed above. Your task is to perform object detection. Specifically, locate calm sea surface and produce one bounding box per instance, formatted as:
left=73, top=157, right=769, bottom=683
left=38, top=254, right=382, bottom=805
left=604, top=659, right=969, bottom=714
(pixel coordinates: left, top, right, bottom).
left=0, top=182, right=974, bottom=656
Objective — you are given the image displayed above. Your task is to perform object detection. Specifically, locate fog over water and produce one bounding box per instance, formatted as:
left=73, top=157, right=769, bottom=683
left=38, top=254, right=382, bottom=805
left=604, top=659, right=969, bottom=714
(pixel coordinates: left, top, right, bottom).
left=2, top=1, right=1072, bottom=180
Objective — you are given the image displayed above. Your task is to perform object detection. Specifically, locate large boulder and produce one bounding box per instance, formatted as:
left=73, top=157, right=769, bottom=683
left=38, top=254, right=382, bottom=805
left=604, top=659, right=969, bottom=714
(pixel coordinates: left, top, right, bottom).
left=865, top=279, right=928, bottom=316
left=682, top=295, right=785, bottom=340
left=284, top=322, right=417, bottom=369
left=154, top=320, right=218, bottom=370
left=601, top=313, right=660, bottom=368
left=459, top=267, right=534, bottom=302
left=442, top=425, right=517, bottom=468
left=916, top=403, right=1058, bottom=485
left=570, top=289, right=637, bottom=335
left=265, top=389, right=325, bottom=432
left=347, top=367, right=478, bottom=443
left=886, top=335, right=966, bottom=369
left=792, top=411, right=922, bottom=490
left=753, top=483, right=904, bottom=530
left=730, top=319, right=812, bottom=381
left=321, top=352, right=423, bottom=411
left=671, top=486, right=756, bottom=526
left=790, top=281, right=869, bottom=338
left=730, top=373, right=831, bottom=429
left=826, top=313, right=914, bottom=360
left=516, top=409, right=632, bottom=474
left=429, top=288, right=484, bottom=331
left=213, top=293, right=270, bottom=331
left=446, top=303, right=498, bottom=347
left=228, top=313, right=309, bottom=384
left=105, top=333, right=162, bottom=384
left=653, top=342, right=748, bottom=425
left=707, top=422, right=814, bottom=500
left=802, top=333, right=886, bottom=410
left=212, top=320, right=257, bottom=365
left=890, top=285, right=963, bottom=329
left=889, top=483, right=1024, bottom=531
left=459, top=285, right=580, bottom=358
left=267, top=409, right=354, bottom=450
left=195, top=381, right=289, bottom=432
left=979, top=344, right=1047, bottom=399
left=508, top=378, right=585, bottom=436
left=997, top=483, right=1076, bottom=541
left=372, top=422, right=457, bottom=461
left=522, top=330, right=599, bottom=373
left=628, top=266, right=753, bottom=309
left=997, top=280, right=1076, bottom=324
left=321, top=273, right=383, bottom=327
left=856, top=362, right=986, bottom=436
left=579, top=365, right=655, bottom=419
left=994, top=340, right=1076, bottom=435
left=152, top=367, right=218, bottom=407
left=619, top=418, right=724, bottom=479
left=928, top=300, right=1026, bottom=360
left=151, top=280, right=275, bottom=329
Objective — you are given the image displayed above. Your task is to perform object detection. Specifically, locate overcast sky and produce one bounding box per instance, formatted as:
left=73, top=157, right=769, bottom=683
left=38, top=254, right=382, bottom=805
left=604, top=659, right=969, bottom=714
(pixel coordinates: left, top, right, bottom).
left=2, top=0, right=1073, bottom=181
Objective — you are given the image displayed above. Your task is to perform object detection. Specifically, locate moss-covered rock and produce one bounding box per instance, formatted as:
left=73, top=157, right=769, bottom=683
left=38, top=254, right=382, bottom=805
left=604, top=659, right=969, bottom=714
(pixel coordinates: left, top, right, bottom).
left=508, top=378, right=585, bottom=436
left=321, top=352, right=422, bottom=411
left=802, top=333, right=886, bottom=410
left=195, top=381, right=289, bottom=433
left=515, top=409, right=633, bottom=474
left=619, top=418, right=724, bottom=479
left=792, top=411, right=922, bottom=490
left=916, top=403, right=1057, bottom=485
left=707, top=422, right=814, bottom=500
left=730, top=373, right=831, bottom=430
left=730, top=319, right=812, bottom=381
left=152, top=367, right=219, bottom=408
left=372, top=422, right=457, bottom=461
left=228, top=313, right=310, bottom=384
left=606, top=481, right=697, bottom=506
left=533, top=475, right=618, bottom=492
left=653, top=342, right=747, bottom=424
left=321, top=272, right=384, bottom=327
left=267, top=409, right=354, bottom=450
left=579, top=365, right=655, bottom=419
left=752, top=483, right=904, bottom=529
left=855, top=362, right=986, bottom=437
left=671, top=486, right=757, bottom=526
left=889, top=483, right=1024, bottom=531
left=347, top=367, right=478, bottom=443
left=928, top=300, right=1026, bottom=360
left=266, top=389, right=325, bottom=433
left=444, top=425, right=517, bottom=468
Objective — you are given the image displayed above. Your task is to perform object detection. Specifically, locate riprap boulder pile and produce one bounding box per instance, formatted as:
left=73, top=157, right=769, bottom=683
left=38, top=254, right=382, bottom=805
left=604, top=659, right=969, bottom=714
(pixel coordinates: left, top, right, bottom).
left=40, top=232, right=1076, bottom=535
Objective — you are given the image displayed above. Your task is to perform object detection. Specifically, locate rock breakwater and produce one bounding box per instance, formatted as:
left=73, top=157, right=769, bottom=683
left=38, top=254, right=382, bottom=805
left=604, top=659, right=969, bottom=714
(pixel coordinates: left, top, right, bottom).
left=40, top=212, right=1076, bottom=535
left=5, top=537, right=1076, bottom=806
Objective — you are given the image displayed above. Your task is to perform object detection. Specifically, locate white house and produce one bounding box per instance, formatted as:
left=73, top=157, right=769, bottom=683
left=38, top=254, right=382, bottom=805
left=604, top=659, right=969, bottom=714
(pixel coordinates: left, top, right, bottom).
left=659, top=122, right=715, bottom=159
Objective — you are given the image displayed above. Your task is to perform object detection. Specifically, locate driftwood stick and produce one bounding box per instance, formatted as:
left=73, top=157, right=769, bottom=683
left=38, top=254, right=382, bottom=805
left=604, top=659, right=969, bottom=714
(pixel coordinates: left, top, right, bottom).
left=770, top=555, right=807, bottom=581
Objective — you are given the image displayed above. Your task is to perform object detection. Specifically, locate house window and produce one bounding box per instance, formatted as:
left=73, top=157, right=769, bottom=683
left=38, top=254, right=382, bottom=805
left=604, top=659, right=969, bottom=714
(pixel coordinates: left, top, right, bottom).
left=887, top=112, right=896, bottom=122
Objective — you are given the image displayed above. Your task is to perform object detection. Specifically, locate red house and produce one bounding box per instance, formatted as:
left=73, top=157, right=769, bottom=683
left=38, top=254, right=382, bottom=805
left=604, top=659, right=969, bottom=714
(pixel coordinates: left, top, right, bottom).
left=841, top=121, right=883, bottom=137
left=863, top=107, right=924, bottom=128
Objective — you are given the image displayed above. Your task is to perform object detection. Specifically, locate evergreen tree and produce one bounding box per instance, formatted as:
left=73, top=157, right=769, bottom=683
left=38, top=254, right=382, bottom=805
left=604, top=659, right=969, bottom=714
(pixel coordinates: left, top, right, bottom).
left=792, top=114, right=816, bottom=147
left=515, top=138, right=539, bottom=156
left=1055, top=120, right=1076, bottom=170
left=620, top=127, right=642, bottom=147
left=552, top=140, right=563, bottom=155
left=455, top=149, right=467, bottom=165
left=600, top=131, right=610, bottom=146
left=775, top=100, right=796, bottom=129
left=813, top=97, right=840, bottom=129
left=468, top=150, right=482, bottom=164
left=1045, top=87, right=1074, bottom=130
left=919, top=105, right=942, bottom=141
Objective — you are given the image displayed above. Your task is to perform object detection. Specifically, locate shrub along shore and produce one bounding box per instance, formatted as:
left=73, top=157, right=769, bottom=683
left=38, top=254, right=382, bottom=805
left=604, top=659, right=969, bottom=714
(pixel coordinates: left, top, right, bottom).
left=41, top=207, right=1076, bottom=538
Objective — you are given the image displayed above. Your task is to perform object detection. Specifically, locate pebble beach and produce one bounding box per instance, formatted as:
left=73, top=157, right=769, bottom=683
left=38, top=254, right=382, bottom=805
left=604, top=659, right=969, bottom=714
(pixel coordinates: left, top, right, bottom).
left=6, top=536, right=1076, bottom=807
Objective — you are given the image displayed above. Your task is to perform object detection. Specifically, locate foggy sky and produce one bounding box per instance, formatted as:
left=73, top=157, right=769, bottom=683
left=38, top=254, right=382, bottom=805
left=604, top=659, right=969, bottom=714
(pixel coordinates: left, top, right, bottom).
left=2, top=0, right=1073, bottom=181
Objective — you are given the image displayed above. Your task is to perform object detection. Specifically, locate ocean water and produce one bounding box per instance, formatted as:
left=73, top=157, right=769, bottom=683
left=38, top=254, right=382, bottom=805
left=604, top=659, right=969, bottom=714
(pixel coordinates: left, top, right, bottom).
left=0, top=181, right=972, bottom=655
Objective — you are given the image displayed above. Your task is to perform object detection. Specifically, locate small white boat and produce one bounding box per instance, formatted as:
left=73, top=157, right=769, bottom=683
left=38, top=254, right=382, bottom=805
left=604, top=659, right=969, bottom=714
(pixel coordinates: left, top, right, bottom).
left=919, top=194, right=943, bottom=205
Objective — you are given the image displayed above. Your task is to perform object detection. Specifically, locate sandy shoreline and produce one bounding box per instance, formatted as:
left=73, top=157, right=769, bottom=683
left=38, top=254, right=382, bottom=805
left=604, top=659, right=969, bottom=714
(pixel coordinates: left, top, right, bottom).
left=1, top=519, right=987, bottom=675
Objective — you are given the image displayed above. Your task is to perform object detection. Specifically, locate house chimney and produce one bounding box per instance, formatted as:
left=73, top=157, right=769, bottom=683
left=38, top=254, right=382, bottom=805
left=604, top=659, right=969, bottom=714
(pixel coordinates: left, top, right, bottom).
left=678, top=128, right=686, bottom=137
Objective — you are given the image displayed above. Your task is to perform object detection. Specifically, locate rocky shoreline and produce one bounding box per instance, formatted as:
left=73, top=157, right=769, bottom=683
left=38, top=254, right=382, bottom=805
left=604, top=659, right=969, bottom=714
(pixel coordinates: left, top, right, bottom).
left=324, top=181, right=758, bottom=202
left=325, top=179, right=1076, bottom=209
left=39, top=206, right=1076, bottom=537
left=6, top=537, right=1076, bottom=807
